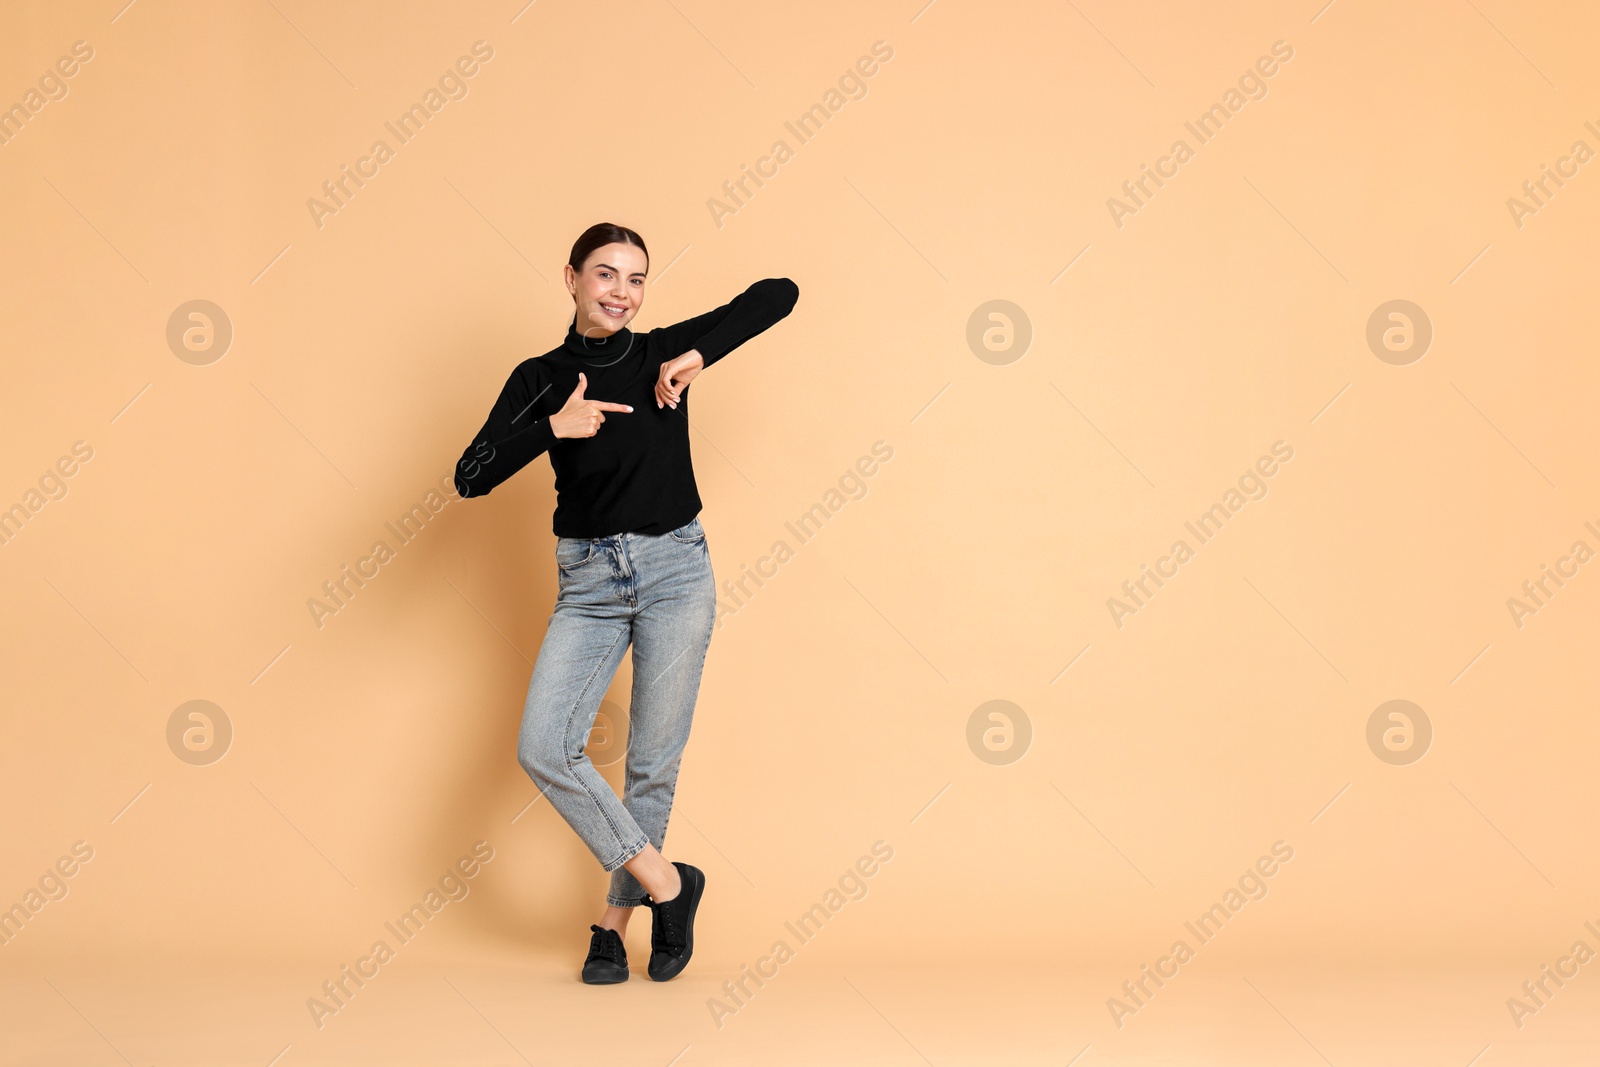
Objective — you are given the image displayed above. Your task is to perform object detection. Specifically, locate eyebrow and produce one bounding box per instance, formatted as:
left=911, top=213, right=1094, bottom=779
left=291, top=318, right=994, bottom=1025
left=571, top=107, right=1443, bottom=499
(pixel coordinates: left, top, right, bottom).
left=594, top=262, right=647, bottom=278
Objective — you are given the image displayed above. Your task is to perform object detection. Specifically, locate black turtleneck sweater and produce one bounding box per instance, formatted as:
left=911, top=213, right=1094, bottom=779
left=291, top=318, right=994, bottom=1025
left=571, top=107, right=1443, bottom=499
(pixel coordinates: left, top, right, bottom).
left=454, top=277, right=799, bottom=537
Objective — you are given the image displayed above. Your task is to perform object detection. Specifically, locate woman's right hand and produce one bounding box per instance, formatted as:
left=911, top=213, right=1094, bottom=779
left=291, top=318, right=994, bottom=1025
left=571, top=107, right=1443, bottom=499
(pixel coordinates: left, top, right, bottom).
left=549, top=372, right=633, bottom=439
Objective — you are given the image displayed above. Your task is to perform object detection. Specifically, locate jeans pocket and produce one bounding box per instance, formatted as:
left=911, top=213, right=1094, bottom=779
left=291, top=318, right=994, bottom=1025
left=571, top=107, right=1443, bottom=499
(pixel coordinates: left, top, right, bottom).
left=667, top=518, right=705, bottom=544
left=556, top=538, right=597, bottom=572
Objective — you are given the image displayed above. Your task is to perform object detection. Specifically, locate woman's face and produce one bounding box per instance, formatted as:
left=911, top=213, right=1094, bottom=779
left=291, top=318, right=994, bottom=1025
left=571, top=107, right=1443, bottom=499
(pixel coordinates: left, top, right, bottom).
left=565, top=242, right=647, bottom=337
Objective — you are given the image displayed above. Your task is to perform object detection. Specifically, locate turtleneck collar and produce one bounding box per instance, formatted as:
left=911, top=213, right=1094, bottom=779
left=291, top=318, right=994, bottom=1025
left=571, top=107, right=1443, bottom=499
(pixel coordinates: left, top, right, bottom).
left=563, top=319, right=635, bottom=361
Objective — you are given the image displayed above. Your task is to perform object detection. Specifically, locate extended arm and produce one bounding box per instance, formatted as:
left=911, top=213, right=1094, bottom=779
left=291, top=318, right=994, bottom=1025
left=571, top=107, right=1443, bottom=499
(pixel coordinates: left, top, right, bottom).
left=453, top=360, right=560, bottom=498
left=649, top=277, right=799, bottom=370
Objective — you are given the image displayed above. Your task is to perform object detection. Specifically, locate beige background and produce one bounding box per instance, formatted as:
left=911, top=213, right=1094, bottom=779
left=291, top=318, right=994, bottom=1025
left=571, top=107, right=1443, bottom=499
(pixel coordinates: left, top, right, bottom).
left=3, top=0, right=1598, bottom=1063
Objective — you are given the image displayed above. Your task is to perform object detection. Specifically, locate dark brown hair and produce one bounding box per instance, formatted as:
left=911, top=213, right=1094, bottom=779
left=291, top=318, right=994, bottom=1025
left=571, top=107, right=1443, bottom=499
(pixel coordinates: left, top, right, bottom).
left=567, top=222, right=649, bottom=275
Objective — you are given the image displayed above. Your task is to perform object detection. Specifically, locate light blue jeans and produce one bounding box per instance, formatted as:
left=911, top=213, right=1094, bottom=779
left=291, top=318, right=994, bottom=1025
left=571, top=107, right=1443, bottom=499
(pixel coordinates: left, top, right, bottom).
left=517, top=516, right=717, bottom=909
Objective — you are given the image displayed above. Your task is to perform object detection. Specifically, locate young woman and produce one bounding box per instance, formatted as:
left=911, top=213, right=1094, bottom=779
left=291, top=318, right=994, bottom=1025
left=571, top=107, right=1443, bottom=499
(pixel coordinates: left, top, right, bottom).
left=453, top=222, right=799, bottom=984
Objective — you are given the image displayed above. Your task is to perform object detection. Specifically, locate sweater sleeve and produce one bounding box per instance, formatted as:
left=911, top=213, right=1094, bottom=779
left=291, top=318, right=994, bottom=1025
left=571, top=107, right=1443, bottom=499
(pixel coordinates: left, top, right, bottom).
left=453, top=359, right=561, bottom=499
left=648, top=277, right=799, bottom=369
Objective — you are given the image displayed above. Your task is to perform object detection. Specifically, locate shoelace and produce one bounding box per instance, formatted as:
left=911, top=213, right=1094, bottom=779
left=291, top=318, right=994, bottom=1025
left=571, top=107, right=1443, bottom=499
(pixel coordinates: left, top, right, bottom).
left=643, top=895, right=684, bottom=952
left=587, top=924, right=624, bottom=963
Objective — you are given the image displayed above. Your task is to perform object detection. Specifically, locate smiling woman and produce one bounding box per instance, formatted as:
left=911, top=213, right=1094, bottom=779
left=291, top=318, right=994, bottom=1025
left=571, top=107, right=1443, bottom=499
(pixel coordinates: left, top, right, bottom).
left=453, top=221, right=798, bottom=984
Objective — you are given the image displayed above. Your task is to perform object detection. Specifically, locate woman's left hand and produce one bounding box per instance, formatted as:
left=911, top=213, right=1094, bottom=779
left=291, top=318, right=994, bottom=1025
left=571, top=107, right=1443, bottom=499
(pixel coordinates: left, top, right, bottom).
left=655, top=350, right=703, bottom=409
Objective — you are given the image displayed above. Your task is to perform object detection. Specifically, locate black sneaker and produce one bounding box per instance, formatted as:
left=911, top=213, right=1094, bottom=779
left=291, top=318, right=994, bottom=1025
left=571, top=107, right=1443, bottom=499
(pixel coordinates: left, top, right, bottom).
left=581, top=923, right=628, bottom=984
left=639, top=861, right=705, bottom=981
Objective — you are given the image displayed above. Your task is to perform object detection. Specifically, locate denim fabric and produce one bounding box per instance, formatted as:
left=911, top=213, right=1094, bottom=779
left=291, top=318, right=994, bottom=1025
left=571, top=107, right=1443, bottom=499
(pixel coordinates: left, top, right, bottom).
left=516, top=516, right=716, bottom=909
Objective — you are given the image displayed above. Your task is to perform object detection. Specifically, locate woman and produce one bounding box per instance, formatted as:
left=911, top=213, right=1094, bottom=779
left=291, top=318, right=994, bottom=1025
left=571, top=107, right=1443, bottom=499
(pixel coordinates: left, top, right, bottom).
left=453, top=222, right=799, bottom=984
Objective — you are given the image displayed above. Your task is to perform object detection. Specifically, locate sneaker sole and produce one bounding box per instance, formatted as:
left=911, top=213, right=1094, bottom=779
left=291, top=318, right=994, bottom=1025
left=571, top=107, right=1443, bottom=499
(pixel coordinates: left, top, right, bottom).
left=582, top=967, right=629, bottom=985
left=648, top=865, right=704, bottom=982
